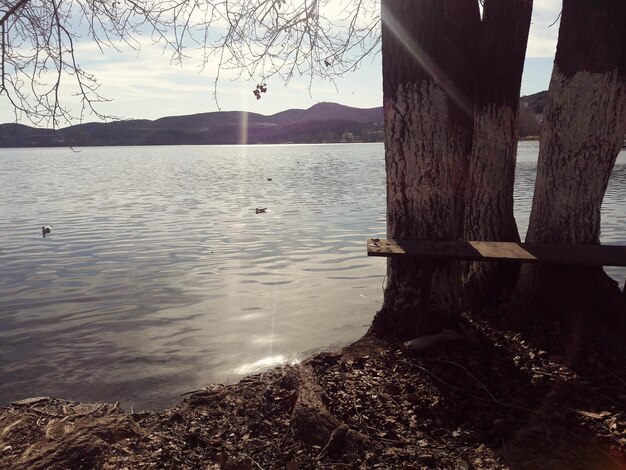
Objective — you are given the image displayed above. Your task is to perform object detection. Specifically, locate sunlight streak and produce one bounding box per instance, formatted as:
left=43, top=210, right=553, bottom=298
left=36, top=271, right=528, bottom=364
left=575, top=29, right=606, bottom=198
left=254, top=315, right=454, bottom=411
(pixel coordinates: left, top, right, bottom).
left=239, top=111, right=249, bottom=145
left=380, top=4, right=473, bottom=117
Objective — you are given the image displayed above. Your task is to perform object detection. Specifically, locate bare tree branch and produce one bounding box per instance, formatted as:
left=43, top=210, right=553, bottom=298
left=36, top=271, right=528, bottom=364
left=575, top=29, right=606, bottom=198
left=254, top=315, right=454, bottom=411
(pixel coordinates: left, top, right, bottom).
left=1, top=0, right=382, bottom=126
left=0, top=0, right=29, bottom=27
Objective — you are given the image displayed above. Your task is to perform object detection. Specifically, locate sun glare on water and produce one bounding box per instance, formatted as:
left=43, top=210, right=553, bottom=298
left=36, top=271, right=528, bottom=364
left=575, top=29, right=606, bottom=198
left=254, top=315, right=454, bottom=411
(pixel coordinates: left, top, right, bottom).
left=234, top=355, right=300, bottom=375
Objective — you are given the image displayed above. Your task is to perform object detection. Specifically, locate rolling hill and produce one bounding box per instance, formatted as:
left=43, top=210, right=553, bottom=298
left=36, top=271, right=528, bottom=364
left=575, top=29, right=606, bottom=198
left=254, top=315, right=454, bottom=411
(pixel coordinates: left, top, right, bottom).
left=0, top=102, right=384, bottom=148
left=0, top=93, right=553, bottom=148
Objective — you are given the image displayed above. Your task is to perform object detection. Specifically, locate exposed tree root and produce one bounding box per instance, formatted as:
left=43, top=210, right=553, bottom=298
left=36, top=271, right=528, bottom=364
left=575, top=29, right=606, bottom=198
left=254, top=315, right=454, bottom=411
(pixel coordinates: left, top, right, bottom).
left=291, top=360, right=378, bottom=459
left=290, top=364, right=339, bottom=446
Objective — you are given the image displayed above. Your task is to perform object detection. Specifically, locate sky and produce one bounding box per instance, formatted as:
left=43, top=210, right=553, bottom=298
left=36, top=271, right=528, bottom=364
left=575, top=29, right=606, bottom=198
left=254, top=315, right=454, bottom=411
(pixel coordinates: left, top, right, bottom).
left=0, top=1, right=562, bottom=125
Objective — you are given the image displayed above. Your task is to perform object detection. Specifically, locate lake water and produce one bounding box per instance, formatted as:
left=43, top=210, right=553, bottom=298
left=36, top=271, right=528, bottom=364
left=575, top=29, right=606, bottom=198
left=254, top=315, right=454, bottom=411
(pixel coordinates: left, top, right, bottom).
left=1, top=141, right=625, bottom=410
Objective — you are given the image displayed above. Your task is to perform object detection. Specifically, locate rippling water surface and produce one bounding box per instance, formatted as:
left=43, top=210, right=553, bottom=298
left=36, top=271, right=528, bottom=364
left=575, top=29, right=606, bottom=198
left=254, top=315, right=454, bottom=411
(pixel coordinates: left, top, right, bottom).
left=1, top=142, right=625, bottom=410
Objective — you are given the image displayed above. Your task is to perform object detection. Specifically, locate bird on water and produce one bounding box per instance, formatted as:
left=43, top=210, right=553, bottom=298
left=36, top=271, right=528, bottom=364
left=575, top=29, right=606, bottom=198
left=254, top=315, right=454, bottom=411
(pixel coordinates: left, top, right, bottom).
left=42, top=226, right=52, bottom=237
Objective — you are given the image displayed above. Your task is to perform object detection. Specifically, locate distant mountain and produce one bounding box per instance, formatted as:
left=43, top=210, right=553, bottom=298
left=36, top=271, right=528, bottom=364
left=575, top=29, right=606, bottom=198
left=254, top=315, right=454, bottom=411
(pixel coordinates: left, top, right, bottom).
left=0, top=94, right=554, bottom=148
left=520, top=90, right=548, bottom=116
left=271, top=102, right=383, bottom=124
left=0, top=102, right=384, bottom=148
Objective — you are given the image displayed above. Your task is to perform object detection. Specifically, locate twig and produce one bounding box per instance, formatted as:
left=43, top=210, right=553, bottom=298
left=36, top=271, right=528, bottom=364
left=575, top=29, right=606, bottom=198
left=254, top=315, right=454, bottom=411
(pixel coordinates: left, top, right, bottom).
left=429, top=359, right=531, bottom=412
left=24, top=408, right=65, bottom=419
left=240, top=452, right=264, bottom=470
left=430, top=359, right=499, bottom=402
left=279, top=426, right=293, bottom=445
left=353, top=396, right=362, bottom=424
left=0, top=0, right=30, bottom=27
left=533, top=368, right=624, bottom=408
left=413, top=364, right=456, bottom=389
left=548, top=11, right=562, bottom=28
left=530, top=369, right=571, bottom=381
left=374, top=436, right=407, bottom=445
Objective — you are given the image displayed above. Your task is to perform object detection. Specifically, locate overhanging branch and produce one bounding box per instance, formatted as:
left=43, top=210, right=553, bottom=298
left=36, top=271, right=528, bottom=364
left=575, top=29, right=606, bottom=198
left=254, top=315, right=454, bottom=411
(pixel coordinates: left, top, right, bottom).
left=0, top=0, right=30, bottom=27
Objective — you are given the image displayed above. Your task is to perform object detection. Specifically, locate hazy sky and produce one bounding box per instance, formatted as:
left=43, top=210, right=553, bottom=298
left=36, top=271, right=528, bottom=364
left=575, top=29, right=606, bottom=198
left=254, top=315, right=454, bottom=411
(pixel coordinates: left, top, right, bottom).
left=0, top=2, right=561, bottom=125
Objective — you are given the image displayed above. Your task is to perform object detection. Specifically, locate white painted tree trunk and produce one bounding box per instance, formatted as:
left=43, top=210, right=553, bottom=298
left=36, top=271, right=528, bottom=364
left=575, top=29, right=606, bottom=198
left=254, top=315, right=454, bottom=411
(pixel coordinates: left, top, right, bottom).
left=527, top=68, right=626, bottom=245
left=507, top=0, right=626, bottom=332
left=372, top=0, right=477, bottom=338
left=461, top=0, right=532, bottom=307
left=381, top=81, right=471, bottom=336
left=385, top=82, right=468, bottom=241
left=373, top=0, right=534, bottom=338
left=462, top=105, right=521, bottom=302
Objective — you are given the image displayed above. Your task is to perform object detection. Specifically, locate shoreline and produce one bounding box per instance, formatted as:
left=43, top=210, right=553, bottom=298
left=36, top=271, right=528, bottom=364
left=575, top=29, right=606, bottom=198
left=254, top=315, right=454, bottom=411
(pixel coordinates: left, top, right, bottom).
left=1, top=318, right=624, bottom=469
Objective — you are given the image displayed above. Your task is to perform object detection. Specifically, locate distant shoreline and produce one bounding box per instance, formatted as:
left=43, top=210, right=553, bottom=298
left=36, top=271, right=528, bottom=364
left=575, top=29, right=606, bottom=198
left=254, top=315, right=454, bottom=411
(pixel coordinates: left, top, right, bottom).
left=0, top=95, right=550, bottom=148
left=0, top=136, right=552, bottom=150
left=0, top=139, right=550, bottom=150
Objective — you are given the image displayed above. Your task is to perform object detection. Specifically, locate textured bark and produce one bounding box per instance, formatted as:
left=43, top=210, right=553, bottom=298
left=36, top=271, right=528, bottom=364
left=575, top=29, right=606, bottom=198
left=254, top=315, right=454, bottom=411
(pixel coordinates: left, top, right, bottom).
left=290, top=364, right=376, bottom=457
left=462, top=0, right=532, bottom=306
left=371, top=0, right=478, bottom=338
left=290, top=365, right=340, bottom=446
left=511, top=0, right=626, bottom=331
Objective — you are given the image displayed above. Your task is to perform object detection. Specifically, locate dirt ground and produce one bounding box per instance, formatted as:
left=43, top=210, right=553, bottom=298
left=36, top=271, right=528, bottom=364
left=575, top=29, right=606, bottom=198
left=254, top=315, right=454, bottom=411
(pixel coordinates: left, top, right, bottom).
left=1, top=314, right=625, bottom=469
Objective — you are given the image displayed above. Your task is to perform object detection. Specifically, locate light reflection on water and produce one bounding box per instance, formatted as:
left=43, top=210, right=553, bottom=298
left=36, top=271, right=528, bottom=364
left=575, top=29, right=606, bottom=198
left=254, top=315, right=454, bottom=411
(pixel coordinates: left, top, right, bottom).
left=0, top=142, right=624, bottom=410
left=0, top=144, right=387, bottom=409
left=234, top=355, right=300, bottom=376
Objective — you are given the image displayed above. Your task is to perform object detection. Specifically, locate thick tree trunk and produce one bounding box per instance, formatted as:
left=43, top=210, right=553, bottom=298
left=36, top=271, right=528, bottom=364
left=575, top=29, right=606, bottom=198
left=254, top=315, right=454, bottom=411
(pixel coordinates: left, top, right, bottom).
left=371, top=0, right=478, bottom=339
left=461, top=0, right=532, bottom=307
left=511, top=0, right=626, bottom=331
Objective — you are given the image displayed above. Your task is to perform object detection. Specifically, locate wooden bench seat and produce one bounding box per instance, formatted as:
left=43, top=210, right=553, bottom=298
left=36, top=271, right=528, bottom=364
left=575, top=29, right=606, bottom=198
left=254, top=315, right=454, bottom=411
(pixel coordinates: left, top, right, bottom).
left=367, top=238, right=626, bottom=325
left=367, top=238, right=626, bottom=267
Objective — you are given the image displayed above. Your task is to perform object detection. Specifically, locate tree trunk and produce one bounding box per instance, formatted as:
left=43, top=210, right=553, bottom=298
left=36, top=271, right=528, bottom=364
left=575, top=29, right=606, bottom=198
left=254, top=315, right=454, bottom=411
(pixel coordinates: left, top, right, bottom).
left=461, top=0, right=532, bottom=307
left=511, top=0, right=626, bottom=331
left=371, top=0, right=478, bottom=339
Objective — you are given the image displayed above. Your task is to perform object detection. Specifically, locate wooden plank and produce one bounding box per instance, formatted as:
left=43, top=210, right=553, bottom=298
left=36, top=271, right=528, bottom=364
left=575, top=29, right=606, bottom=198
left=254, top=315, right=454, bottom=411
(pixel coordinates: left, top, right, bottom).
left=366, top=238, right=626, bottom=267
